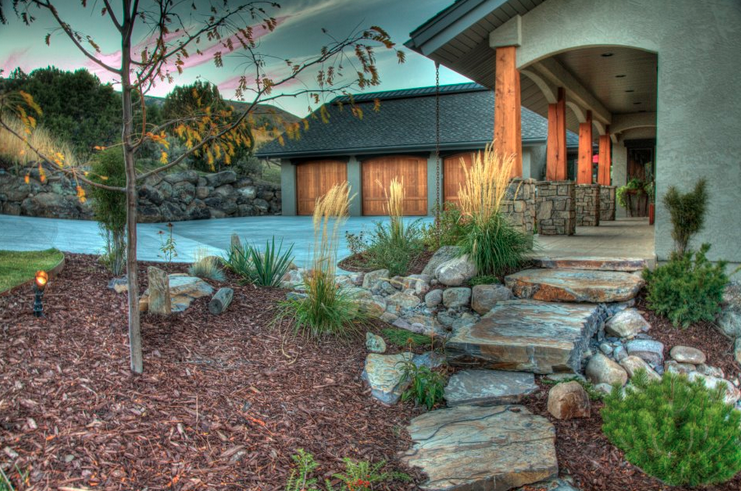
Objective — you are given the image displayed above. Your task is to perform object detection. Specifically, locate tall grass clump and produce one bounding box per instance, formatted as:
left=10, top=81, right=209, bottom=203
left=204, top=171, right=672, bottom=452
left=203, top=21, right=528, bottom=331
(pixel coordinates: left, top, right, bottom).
left=0, top=116, right=78, bottom=171
left=188, top=247, right=226, bottom=281
left=223, top=236, right=294, bottom=287
left=352, top=178, right=424, bottom=276
left=90, top=148, right=127, bottom=276
left=281, top=182, right=363, bottom=338
left=457, top=143, right=532, bottom=277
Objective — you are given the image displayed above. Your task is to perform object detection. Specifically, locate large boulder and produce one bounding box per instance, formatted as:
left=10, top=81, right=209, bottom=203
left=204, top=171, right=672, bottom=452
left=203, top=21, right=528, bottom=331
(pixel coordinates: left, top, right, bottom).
left=422, top=246, right=461, bottom=276
left=164, top=170, right=199, bottom=185
left=424, top=289, right=443, bottom=308
left=586, top=353, right=628, bottom=386
left=625, top=339, right=664, bottom=365
left=172, top=181, right=196, bottom=205
left=687, top=372, right=741, bottom=405
left=138, top=184, right=164, bottom=205
left=361, top=352, right=413, bottom=404
left=435, top=255, right=476, bottom=286
left=205, top=170, right=236, bottom=187
left=605, top=308, right=651, bottom=338
left=547, top=381, right=591, bottom=420
left=211, top=184, right=235, bottom=199
left=620, top=356, right=661, bottom=381
left=238, top=186, right=257, bottom=201
left=21, top=192, right=82, bottom=219
left=362, top=269, right=389, bottom=289
left=442, top=287, right=472, bottom=308
left=670, top=345, right=706, bottom=365
left=386, top=292, right=421, bottom=311
left=471, top=284, right=514, bottom=315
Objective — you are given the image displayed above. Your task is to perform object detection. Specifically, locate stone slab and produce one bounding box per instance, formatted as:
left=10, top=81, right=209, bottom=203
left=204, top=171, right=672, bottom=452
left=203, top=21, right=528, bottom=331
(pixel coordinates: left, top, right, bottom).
left=533, top=256, right=648, bottom=272
left=444, top=370, right=537, bottom=406
left=505, top=269, right=644, bottom=303
left=401, top=405, right=557, bottom=491
left=447, top=300, right=605, bottom=374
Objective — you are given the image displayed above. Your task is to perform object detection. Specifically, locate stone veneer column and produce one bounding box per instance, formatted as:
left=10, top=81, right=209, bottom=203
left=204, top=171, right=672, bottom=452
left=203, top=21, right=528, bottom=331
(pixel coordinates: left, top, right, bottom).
left=575, top=184, right=600, bottom=227
left=501, top=178, right=536, bottom=234
left=535, top=181, right=575, bottom=235
left=599, top=185, right=616, bottom=222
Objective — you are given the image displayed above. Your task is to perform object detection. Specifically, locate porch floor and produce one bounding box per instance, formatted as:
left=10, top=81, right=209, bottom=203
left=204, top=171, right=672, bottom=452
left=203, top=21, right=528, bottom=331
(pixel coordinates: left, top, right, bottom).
left=534, top=217, right=655, bottom=266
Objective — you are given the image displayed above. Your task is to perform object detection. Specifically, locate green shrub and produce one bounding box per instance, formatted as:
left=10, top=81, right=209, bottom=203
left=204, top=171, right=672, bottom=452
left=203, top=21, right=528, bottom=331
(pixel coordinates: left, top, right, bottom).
left=469, top=275, right=500, bottom=286
left=381, top=328, right=431, bottom=348
left=399, top=360, right=446, bottom=410
left=602, top=369, right=741, bottom=487
left=224, top=236, right=294, bottom=287
left=643, top=244, right=729, bottom=327
left=663, top=179, right=708, bottom=254
left=458, top=212, right=532, bottom=277
left=616, top=178, right=647, bottom=210
left=90, top=148, right=127, bottom=276
left=421, top=204, right=466, bottom=250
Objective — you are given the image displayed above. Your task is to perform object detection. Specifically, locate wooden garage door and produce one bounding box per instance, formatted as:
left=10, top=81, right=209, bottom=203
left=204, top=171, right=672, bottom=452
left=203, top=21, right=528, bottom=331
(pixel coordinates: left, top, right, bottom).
left=362, top=156, right=427, bottom=216
left=295, top=160, right=347, bottom=216
left=443, top=152, right=476, bottom=206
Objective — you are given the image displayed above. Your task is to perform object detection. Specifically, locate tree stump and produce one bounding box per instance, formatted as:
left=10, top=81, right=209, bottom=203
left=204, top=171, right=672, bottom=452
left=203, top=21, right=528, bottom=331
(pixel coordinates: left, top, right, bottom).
left=148, top=266, right=171, bottom=315
left=209, top=287, right=233, bottom=315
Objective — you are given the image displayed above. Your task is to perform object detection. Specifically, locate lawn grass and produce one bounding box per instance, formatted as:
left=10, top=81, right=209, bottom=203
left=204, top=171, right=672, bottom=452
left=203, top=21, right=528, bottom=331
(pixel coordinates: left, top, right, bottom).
left=0, top=249, right=64, bottom=293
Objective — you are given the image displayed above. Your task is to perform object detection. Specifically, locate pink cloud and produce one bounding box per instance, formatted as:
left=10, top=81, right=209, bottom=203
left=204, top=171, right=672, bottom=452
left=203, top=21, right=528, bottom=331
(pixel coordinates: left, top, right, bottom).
left=1, top=48, right=32, bottom=76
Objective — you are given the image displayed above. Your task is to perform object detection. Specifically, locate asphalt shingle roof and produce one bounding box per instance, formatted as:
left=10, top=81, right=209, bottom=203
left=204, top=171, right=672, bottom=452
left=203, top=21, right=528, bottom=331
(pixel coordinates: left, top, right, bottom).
left=257, top=83, right=578, bottom=158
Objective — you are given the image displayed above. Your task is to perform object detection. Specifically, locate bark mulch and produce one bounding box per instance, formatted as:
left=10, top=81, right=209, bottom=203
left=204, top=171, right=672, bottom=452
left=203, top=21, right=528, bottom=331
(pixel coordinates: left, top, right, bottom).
left=0, top=254, right=423, bottom=490
left=522, top=293, right=741, bottom=491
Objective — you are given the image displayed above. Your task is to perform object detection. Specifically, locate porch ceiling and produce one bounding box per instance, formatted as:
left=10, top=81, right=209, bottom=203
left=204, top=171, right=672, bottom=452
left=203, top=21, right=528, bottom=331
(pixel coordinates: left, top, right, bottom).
left=407, top=0, right=658, bottom=137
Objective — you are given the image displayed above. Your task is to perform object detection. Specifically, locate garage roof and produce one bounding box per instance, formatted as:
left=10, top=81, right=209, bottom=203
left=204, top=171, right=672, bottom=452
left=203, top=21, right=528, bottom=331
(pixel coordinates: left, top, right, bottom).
left=256, top=83, right=578, bottom=159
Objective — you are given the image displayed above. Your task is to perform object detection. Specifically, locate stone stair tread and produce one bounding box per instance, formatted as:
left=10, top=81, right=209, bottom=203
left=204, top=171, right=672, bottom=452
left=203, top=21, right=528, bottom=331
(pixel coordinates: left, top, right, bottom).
left=444, top=370, right=537, bottom=406
left=533, top=256, right=648, bottom=272
left=447, top=300, right=605, bottom=374
left=401, top=404, right=557, bottom=490
left=505, top=268, right=644, bottom=303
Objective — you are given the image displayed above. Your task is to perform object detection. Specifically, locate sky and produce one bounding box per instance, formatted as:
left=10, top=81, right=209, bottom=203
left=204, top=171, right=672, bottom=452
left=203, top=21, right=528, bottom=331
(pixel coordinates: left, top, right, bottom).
left=0, top=0, right=471, bottom=117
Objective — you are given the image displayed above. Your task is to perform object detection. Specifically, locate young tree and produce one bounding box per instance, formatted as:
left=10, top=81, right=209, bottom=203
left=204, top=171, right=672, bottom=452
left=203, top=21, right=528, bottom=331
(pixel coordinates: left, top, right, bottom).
left=0, top=0, right=403, bottom=374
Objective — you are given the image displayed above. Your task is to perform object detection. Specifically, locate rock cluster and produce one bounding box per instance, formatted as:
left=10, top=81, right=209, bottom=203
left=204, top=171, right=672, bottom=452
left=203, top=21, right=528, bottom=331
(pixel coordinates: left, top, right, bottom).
left=0, top=168, right=281, bottom=222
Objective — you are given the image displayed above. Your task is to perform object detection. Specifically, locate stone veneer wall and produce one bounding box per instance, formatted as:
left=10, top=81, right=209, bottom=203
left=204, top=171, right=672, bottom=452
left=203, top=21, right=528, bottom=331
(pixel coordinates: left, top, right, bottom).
left=575, top=184, right=601, bottom=227
left=0, top=168, right=281, bottom=222
left=501, top=178, right=536, bottom=234
left=535, top=181, right=576, bottom=235
left=599, top=185, right=616, bottom=222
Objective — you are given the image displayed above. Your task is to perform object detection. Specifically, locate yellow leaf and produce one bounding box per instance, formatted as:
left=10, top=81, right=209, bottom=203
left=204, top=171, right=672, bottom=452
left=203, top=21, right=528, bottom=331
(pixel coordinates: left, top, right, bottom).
left=24, top=174, right=30, bottom=184
left=76, top=186, right=87, bottom=203
left=160, top=151, right=168, bottom=164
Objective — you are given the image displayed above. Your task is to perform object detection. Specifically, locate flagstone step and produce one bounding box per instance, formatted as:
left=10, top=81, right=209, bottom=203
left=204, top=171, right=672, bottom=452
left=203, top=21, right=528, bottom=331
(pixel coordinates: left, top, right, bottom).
left=505, top=268, right=644, bottom=303
left=446, top=300, right=606, bottom=374
left=533, top=256, right=649, bottom=272
left=401, top=404, right=557, bottom=491
left=444, top=370, right=537, bottom=406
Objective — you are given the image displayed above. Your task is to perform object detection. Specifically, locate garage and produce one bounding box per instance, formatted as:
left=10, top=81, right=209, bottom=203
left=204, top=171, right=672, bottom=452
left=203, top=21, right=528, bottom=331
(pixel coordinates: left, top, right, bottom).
left=443, top=152, right=475, bottom=206
left=295, top=160, right=347, bottom=215
left=361, top=156, right=427, bottom=215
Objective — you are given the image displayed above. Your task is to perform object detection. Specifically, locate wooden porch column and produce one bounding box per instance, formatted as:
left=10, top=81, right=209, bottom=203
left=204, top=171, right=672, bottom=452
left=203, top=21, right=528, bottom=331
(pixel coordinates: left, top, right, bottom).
left=597, top=130, right=611, bottom=185
left=546, top=87, right=567, bottom=181
left=577, top=110, right=593, bottom=184
left=494, top=46, right=522, bottom=177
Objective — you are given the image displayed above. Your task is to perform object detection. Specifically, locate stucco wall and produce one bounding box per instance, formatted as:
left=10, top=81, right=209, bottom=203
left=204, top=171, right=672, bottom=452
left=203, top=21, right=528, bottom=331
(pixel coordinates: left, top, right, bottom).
left=523, top=145, right=547, bottom=181
left=512, top=0, right=741, bottom=262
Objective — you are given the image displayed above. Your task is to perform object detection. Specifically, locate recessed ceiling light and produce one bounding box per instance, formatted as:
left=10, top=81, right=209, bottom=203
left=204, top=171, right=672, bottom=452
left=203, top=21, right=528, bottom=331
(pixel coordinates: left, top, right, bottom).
left=638, top=110, right=647, bottom=113
left=615, top=74, right=626, bottom=78
left=634, top=102, right=642, bottom=105
left=601, top=52, right=614, bottom=57
left=625, top=89, right=635, bottom=93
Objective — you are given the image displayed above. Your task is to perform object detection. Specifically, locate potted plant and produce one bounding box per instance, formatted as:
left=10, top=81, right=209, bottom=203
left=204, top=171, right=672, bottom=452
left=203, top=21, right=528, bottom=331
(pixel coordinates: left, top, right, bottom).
left=616, top=178, right=649, bottom=217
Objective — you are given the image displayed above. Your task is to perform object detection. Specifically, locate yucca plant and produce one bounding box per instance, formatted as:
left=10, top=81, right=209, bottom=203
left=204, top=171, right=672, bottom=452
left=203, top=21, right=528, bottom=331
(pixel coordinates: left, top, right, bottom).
left=457, top=142, right=532, bottom=277
left=188, top=247, right=226, bottom=281
left=222, top=236, right=294, bottom=287
left=281, top=182, right=364, bottom=338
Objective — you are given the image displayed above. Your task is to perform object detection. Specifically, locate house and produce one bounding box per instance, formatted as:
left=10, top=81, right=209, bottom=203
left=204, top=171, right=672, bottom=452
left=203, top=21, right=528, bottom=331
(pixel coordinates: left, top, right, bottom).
left=405, top=0, right=741, bottom=269
left=257, top=83, right=578, bottom=216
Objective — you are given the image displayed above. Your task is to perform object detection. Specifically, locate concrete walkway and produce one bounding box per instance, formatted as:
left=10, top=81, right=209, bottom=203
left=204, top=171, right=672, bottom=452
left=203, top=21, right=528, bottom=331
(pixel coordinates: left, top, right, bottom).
left=0, top=214, right=432, bottom=267
left=0, top=214, right=654, bottom=268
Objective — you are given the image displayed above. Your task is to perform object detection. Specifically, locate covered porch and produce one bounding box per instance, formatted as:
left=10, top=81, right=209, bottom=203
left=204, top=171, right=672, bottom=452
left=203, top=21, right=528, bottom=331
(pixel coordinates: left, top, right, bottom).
left=406, top=0, right=741, bottom=268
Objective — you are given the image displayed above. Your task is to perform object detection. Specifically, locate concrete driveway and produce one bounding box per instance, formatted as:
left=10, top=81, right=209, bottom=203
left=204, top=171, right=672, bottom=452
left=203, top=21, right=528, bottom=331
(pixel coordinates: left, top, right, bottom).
left=0, top=214, right=433, bottom=267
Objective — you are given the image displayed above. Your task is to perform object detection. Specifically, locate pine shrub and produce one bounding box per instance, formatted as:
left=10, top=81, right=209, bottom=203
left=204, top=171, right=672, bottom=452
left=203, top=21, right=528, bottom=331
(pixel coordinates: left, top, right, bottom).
left=663, top=179, right=707, bottom=254
left=643, top=244, right=729, bottom=327
left=90, top=148, right=127, bottom=276
left=602, top=370, right=741, bottom=487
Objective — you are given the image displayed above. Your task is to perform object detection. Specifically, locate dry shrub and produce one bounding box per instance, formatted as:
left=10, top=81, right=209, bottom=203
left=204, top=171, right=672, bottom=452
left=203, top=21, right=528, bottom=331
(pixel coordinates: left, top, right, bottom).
left=0, top=116, right=78, bottom=170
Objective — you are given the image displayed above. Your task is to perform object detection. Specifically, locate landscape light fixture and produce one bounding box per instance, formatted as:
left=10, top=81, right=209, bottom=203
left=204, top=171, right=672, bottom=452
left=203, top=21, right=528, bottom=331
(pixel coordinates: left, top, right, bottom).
left=33, top=270, right=48, bottom=318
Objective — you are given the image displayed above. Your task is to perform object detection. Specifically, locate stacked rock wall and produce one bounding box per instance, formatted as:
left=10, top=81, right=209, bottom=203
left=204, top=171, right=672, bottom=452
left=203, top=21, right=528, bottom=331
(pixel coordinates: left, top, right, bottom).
left=535, top=181, right=576, bottom=235
left=0, top=168, right=281, bottom=222
left=575, top=184, right=601, bottom=227
left=501, top=178, right=536, bottom=234
left=599, top=185, right=616, bottom=222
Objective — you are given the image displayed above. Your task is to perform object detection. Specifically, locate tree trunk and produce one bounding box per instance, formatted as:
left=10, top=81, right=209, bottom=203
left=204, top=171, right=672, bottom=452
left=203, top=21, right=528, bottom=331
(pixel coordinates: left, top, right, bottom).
left=121, top=1, right=143, bottom=374
left=209, top=287, right=234, bottom=315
